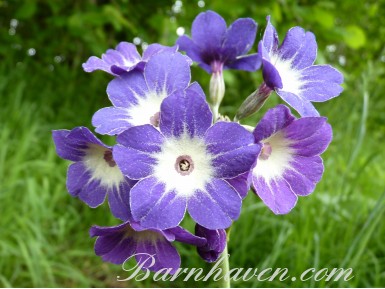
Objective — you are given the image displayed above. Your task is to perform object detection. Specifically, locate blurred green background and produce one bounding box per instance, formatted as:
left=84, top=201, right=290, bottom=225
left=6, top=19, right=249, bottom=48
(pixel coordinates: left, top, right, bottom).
left=0, top=0, right=384, bottom=287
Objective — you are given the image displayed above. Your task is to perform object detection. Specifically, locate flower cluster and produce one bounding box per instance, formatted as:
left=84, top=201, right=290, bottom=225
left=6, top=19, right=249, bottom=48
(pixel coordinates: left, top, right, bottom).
left=53, top=10, right=343, bottom=273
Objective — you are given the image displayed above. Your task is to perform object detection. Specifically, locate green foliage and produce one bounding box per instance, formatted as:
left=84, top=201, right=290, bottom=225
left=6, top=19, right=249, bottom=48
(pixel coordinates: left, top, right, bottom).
left=0, top=0, right=384, bottom=287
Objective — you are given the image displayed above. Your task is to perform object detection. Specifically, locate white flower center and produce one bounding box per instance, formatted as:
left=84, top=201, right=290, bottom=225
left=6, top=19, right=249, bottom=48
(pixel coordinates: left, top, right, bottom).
left=253, top=131, right=295, bottom=182
left=152, top=132, right=214, bottom=198
left=128, top=91, right=167, bottom=127
left=83, top=144, right=124, bottom=190
left=269, top=53, right=304, bottom=95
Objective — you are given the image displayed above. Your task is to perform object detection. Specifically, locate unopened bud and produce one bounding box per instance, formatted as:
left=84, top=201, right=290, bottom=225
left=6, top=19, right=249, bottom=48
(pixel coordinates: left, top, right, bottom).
left=209, top=61, right=225, bottom=121
left=235, top=83, right=273, bottom=121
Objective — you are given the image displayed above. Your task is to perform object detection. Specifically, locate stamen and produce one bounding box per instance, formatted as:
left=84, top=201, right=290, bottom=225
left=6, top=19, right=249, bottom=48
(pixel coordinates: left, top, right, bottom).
left=259, top=142, right=272, bottom=160
left=150, top=111, right=160, bottom=127
left=175, top=155, right=194, bottom=176
left=103, top=150, right=117, bottom=167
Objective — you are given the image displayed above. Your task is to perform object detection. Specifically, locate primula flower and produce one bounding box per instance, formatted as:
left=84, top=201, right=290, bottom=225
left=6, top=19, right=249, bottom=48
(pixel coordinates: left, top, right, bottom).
left=90, top=220, right=206, bottom=274
left=52, top=127, right=134, bottom=221
left=177, top=10, right=260, bottom=74
left=258, top=16, right=343, bottom=117
left=251, top=105, right=332, bottom=214
left=92, top=51, right=202, bottom=135
left=113, top=89, right=261, bottom=230
left=195, top=224, right=226, bottom=263
left=82, top=42, right=177, bottom=76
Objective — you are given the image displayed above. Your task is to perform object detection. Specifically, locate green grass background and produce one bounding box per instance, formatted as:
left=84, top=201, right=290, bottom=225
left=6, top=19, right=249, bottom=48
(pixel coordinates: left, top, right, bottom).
left=0, top=0, right=384, bottom=287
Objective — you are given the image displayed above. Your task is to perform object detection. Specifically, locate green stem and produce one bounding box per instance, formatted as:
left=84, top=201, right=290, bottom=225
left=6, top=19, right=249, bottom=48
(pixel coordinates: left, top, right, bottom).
left=219, top=244, right=230, bottom=288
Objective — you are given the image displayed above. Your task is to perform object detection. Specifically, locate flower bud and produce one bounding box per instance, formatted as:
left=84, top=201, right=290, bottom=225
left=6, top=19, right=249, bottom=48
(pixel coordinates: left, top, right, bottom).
left=235, top=82, right=273, bottom=121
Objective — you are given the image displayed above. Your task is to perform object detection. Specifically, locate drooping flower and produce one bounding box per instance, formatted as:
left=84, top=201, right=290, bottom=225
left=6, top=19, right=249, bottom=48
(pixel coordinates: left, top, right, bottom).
left=52, top=127, right=135, bottom=221
left=113, top=89, right=261, bottom=230
left=82, top=42, right=177, bottom=76
left=90, top=220, right=206, bottom=274
left=195, top=224, right=226, bottom=263
left=257, top=16, right=343, bottom=117
left=251, top=105, right=332, bottom=214
left=92, top=51, right=203, bottom=135
left=177, top=10, right=260, bottom=74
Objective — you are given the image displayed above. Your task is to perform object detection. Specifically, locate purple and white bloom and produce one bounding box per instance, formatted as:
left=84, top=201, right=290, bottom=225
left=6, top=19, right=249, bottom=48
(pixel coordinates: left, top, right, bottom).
left=92, top=51, right=201, bottom=135
left=52, top=127, right=135, bottom=221
left=177, top=10, right=261, bottom=74
left=90, top=220, right=206, bottom=274
left=195, top=224, right=226, bottom=263
left=251, top=105, right=332, bottom=214
left=113, top=89, right=261, bottom=230
left=82, top=42, right=177, bottom=76
left=258, top=16, right=343, bottom=117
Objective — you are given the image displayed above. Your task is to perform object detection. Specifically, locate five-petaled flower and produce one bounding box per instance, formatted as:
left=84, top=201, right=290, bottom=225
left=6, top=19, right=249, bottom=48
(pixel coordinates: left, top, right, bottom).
left=258, top=16, right=343, bottom=117
left=82, top=42, right=177, bottom=76
left=52, top=127, right=135, bottom=221
left=251, top=105, right=332, bottom=214
left=177, top=10, right=261, bottom=74
left=90, top=220, right=206, bottom=274
left=92, top=51, right=203, bottom=135
left=113, top=89, right=261, bottom=230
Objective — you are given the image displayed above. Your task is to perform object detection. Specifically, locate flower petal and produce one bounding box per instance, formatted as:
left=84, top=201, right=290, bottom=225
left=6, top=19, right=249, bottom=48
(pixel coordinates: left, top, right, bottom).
left=142, top=44, right=177, bottom=62
left=166, top=227, right=207, bottom=247
left=52, top=127, right=106, bottom=162
left=284, top=117, right=332, bottom=156
left=276, top=90, right=320, bottom=117
left=225, top=53, right=261, bottom=72
left=92, top=107, right=132, bottom=135
left=136, top=239, right=181, bottom=274
left=90, top=226, right=137, bottom=264
left=222, top=18, right=257, bottom=60
left=253, top=104, right=295, bottom=142
left=252, top=175, right=297, bottom=214
left=108, top=179, right=135, bottom=221
left=300, top=65, right=344, bottom=102
left=144, top=51, right=191, bottom=96
left=177, top=35, right=205, bottom=63
left=226, top=172, right=251, bottom=199
left=195, top=224, right=226, bottom=263
left=205, top=122, right=261, bottom=178
left=117, top=124, right=164, bottom=152
left=191, top=11, right=227, bottom=54
left=283, top=155, right=324, bottom=196
left=113, top=144, right=156, bottom=180
left=130, top=177, right=187, bottom=230
left=262, top=16, right=279, bottom=53
left=160, top=90, right=212, bottom=138
left=66, top=163, right=107, bottom=207
left=185, top=81, right=206, bottom=99
left=188, top=179, right=241, bottom=229
left=278, top=28, right=317, bottom=69
left=106, top=70, right=147, bottom=108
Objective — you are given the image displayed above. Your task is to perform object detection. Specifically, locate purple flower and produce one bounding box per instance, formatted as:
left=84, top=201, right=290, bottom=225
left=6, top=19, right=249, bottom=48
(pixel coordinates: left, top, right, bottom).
left=251, top=105, right=332, bottom=214
left=177, top=10, right=261, bottom=74
left=90, top=220, right=206, bottom=274
left=258, top=16, right=343, bottom=117
left=52, top=127, right=135, bottom=221
left=82, top=42, right=177, bottom=76
left=92, top=51, right=202, bottom=135
left=195, top=224, right=226, bottom=263
left=113, top=89, right=261, bottom=230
